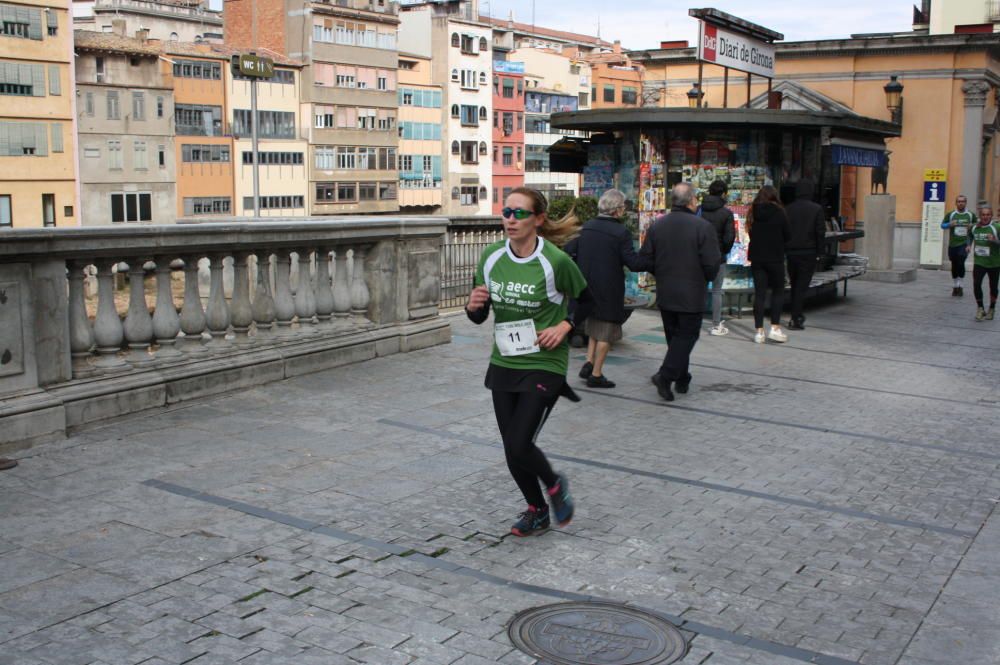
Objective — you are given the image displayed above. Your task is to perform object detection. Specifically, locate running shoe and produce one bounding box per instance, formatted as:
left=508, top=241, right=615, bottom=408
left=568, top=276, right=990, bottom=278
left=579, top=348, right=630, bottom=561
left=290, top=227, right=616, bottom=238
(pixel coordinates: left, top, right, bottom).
left=651, top=373, right=674, bottom=401
left=586, top=374, right=615, bottom=388
left=754, top=330, right=766, bottom=344
left=578, top=361, right=593, bottom=379
left=988, top=308, right=996, bottom=321
left=976, top=307, right=986, bottom=321
left=709, top=323, right=729, bottom=336
left=510, top=506, right=550, bottom=537
left=768, top=327, right=788, bottom=343
left=547, top=474, right=574, bottom=526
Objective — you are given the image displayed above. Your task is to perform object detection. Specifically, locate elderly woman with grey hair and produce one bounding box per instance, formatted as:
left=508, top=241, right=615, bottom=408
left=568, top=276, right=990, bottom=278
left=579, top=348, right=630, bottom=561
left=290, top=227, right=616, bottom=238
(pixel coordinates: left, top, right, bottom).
left=565, top=189, right=651, bottom=388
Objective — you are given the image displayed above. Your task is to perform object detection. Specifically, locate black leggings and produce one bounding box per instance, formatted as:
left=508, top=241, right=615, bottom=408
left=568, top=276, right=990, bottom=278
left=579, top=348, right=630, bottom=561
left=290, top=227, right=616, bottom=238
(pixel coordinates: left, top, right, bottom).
left=752, top=261, right=786, bottom=328
left=973, top=265, right=1000, bottom=307
left=492, top=390, right=559, bottom=509
left=949, top=245, right=968, bottom=279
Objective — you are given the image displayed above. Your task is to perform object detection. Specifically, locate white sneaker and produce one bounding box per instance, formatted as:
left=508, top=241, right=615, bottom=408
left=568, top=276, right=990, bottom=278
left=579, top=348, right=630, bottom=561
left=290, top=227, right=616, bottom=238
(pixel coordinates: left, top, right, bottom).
left=710, top=323, right=729, bottom=336
left=753, top=330, right=766, bottom=344
left=768, top=327, right=788, bottom=343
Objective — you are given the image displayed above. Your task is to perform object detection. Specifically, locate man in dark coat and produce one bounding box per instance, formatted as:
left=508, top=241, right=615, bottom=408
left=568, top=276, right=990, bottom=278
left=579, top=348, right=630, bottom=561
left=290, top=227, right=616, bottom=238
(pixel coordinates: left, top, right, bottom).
left=784, top=179, right=826, bottom=329
left=566, top=189, right=650, bottom=388
left=640, top=182, right=721, bottom=401
left=699, top=179, right=736, bottom=336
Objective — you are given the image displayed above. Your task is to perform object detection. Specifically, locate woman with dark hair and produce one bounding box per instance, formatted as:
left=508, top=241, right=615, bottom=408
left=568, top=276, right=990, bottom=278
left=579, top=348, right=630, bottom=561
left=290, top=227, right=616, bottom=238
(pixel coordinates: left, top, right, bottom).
left=747, top=185, right=791, bottom=344
left=465, top=187, right=590, bottom=536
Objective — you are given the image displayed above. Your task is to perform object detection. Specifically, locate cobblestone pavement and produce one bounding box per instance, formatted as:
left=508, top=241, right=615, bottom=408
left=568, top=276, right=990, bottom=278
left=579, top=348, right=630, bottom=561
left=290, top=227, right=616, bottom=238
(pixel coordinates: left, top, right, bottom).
left=2, top=269, right=999, bottom=665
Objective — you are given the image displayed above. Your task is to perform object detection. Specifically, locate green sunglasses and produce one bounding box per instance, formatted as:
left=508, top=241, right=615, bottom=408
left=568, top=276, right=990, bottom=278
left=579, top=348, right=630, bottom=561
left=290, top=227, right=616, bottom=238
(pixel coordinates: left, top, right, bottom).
left=502, top=207, right=534, bottom=220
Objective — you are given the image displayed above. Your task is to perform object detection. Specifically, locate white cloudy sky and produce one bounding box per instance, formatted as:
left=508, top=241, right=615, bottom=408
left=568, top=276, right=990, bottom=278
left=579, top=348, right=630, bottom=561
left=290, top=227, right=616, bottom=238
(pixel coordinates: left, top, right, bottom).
left=479, top=1, right=918, bottom=49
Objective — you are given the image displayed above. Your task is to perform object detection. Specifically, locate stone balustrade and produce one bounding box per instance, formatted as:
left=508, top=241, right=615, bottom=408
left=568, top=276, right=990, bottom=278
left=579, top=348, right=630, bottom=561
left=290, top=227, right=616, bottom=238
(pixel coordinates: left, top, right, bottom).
left=0, top=217, right=449, bottom=451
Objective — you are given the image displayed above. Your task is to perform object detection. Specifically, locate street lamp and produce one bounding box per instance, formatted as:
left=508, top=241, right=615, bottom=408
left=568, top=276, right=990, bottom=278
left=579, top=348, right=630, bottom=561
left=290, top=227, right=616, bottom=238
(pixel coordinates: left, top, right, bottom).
left=687, top=83, right=703, bottom=109
left=884, top=75, right=903, bottom=124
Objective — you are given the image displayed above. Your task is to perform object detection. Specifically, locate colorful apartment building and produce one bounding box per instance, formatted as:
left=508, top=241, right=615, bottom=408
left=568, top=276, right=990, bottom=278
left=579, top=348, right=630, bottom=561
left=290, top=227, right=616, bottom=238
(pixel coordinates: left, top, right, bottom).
left=0, top=0, right=77, bottom=228
left=398, top=52, right=443, bottom=212
left=491, top=60, right=524, bottom=214
left=224, top=0, right=400, bottom=215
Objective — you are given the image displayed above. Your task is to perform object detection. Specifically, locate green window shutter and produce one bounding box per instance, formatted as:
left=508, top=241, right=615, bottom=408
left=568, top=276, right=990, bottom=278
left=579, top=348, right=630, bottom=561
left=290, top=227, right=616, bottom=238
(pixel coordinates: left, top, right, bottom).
left=50, top=123, right=62, bottom=152
left=31, top=64, right=44, bottom=96
left=48, top=65, right=60, bottom=95
left=45, top=7, right=56, bottom=33
left=9, top=123, right=23, bottom=154
left=0, top=63, right=11, bottom=85
left=26, top=7, right=42, bottom=40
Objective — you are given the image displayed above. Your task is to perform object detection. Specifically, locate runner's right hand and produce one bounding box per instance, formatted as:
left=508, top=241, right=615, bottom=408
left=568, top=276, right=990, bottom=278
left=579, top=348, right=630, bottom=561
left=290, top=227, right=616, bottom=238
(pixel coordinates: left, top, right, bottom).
left=467, top=285, right=490, bottom=311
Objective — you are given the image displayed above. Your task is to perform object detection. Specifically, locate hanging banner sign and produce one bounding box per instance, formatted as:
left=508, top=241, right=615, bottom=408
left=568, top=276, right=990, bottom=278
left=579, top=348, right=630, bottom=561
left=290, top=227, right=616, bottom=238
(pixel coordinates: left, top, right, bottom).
left=919, top=168, right=947, bottom=266
left=698, top=21, right=775, bottom=78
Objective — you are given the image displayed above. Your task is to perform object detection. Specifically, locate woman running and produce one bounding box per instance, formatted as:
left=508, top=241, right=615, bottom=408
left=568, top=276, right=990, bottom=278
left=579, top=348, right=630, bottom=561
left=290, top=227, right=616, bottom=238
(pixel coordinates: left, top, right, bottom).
left=465, top=187, right=589, bottom=536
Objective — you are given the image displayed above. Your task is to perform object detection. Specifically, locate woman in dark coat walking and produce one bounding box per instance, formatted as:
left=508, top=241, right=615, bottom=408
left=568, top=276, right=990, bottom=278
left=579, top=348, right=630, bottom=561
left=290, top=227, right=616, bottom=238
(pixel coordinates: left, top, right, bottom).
left=747, top=186, right=791, bottom=344
left=565, top=189, right=650, bottom=387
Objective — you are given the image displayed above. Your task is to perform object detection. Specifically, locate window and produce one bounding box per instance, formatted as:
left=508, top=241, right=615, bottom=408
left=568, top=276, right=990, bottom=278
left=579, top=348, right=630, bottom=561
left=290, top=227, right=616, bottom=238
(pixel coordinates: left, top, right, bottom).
left=517, top=112, right=523, bottom=130
left=603, top=85, right=615, bottom=103
left=502, top=78, right=514, bottom=98
left=336, top=73, right=355, bottom=88
left=450, top=104, right=459, bottom=118
left=107, top=139, right=122, bottom=168
left=451, top=140, right=459, bottom=155
left=41, top=193, right=55, bottom=227
left=182, top=197, right=230, bottom=216
left=107, top=91, right=120, bottom=119
left=246, top=151, right=302, bottom=165
left=242, top=195, right=304, bottom=210
left=517, top=79, right=523, bottom=95
left=379, top=181, right=396, bottom=200
left=479, top=106, right=487, bottom=120
left=171, top=59, right=221, bottom=79
left=502, top=112, right=513, bottom=135
left=479, top=37, right=488, bottom=52
left=377, top=74, right=388, bottom=91
left=158, top=145, right=165, bottom=167
left=358, top=182, right=377, bottom=201
left=451, top=69, right=458, bottom=82
left=460, top=104, right=478, bottom=126
left=315, top=146, right=335, bottom=170
left=479, top=185, right=487, bottom=201
left=377, top=147, right=395, bottom=170
left=621, top=86, right=637, bottom=105
left=493, top=111, right=498, bottom=128
left=460, top=69, right=477, bottom=89
left=111, top=192, right=153, bottom=222
left=493, top=187, right=498, bottom=203
left=175, top=104, right=222, bottom=136
left=83, top=147, right=100, bottom=158
left=233, top=109, right=294, bottom=139
left=492, top=145, right=497, bottom=163
left=132, top=140, right=147, bottom=169
left=460, top=141, right=477, bottom=164
left=493, top=75, right=499, bottom=94
left=479, top=141, right=487, bottom=155
left=422, top=155, right=432, bottom=171
left=132, top=92, right=145, bottom=120
left=516, top=146, right=522, bottom=163
left=399, top=155, right=412, bottom=172
left=460, top=186, right=478, bottom=205
left=85, top=92, right=94, bottom=115
left=337, top=182, right=356, bottom=201
left=0, top=195, right=11, bottom=227
left=503, top=186, right=512, bottom=201
left=63, top=205, right=72, bottom=217
left=401, top=90, right=413, bottom=105
left=451, top=32, right=459, bottom=47
left=183, top=144, right=230, bottom=163
left=502, top=146, right=512, bottom=166
left=460, top=34, right=476, bottom=55
left=337, top=146, right=356, bottom=170
left=156, top=96, right=163, bottom=118
left=314, top=105, right=335, bottom=128
left=479, top=71, right=487, bottom=86
left=95, top=56, right=105, bottom=82
left=316, top=183, right=336, bottom=202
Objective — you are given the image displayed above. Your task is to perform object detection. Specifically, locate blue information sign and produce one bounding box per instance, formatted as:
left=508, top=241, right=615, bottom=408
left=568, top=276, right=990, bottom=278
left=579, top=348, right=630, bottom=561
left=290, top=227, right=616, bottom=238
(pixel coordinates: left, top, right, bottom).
left=923, top=180, right=946, bottom=203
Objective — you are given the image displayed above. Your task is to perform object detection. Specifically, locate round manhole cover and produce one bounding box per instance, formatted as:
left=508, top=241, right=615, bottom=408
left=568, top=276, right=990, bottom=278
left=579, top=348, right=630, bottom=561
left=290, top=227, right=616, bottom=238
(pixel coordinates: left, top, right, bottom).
left=507, top=601, right=688, bottom=665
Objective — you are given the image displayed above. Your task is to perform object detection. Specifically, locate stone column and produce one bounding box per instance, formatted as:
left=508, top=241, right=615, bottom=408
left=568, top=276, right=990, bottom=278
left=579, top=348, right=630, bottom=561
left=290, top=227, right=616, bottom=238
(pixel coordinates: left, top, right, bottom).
left=273, top=250, right=296, bottom=335
left=294, top=249, right=317, bottom=334
left=179, top=255, right=207, bottom=355
left=349, top=246, right=371, bottom=319
left=251, top=251, right=276, bottom=340
left=151, top=256, right=181, bottom=359
left=92, top=260, right=126, bottom=370
left=67, top=262, right=96, bottom=377
left=230, top=252, right=254, bottom=345
left=961, top=80, right=990, bottom=207
left=314, top=248, right=335, bottom=327
left=123, top=260, right=155, bottom=367
left=332, top=249, right=352, bottom=319
left=204, top=254, right=231, bottom=348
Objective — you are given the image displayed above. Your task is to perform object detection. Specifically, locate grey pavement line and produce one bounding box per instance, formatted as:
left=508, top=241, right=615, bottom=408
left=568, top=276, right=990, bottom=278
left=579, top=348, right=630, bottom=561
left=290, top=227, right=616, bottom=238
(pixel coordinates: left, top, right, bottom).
left=823, top=304, right=1000, bottom=335
left=142, top=478, right=864, bottom=665
left=575, top=384, right=1000, bottom=463
left=798, top=322, right=990, bottom=351
left=378, top=419, right=975, bottom=539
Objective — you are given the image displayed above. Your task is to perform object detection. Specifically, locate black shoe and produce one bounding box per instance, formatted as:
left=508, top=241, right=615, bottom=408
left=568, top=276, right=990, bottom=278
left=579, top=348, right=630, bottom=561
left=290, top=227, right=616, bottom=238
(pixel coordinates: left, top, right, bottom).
left=651, top=373, right=674, bottom=401
left=510, top=506, right=550, bottom=536
left=787, top=319, right=805, bottom=330
left=0, top=458, right=17, bottom=471
left=952, top=287, right=960, bottom=297
left=957, top=286, right=964, bottom=297
left=547, top=474, right=574, bottom=526
left=674, top=380, right=690, bottom=394
left=586, top=374, right=615, bottom=388
left=578, top=361, right=593, bottom=379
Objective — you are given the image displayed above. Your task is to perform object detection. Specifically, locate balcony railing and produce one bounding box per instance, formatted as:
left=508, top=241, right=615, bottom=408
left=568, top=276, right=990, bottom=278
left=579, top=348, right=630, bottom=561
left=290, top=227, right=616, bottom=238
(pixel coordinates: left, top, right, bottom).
left=988, top=0, right=1000, bottom=21
left=0, top=218, right=449, bottom=451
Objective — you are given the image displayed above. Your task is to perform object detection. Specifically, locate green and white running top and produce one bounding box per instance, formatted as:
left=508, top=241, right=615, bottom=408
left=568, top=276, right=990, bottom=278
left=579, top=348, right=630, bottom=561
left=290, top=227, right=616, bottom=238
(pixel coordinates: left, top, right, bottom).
left=970, top=222, right=1000, bottom=269
left=943, top=210, right=977, bottom=247
left=474, top=238, right=587, bottom=375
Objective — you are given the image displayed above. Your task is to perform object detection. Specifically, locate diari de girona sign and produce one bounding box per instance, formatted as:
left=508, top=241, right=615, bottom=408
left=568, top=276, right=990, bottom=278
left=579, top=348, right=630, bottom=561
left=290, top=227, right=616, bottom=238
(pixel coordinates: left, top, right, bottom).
left=698, top=22, right=775, bottom=78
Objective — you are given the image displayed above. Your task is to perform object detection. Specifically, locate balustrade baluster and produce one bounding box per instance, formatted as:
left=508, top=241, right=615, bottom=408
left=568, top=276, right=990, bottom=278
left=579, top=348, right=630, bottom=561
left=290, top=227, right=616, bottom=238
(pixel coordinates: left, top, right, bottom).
left=294, top=249, right=317, bottom=334
left=151, top=256, right=181, bottom=360
left=273, top=250, right=296, bottom=335
left=314, top=248, right=334, bottom=327
left=179, top=254, right=207, bottom=354
left=92, top=260, right=127, bottom=370
left=349, top=246, right=370, bottom=319
left=252, top=251, right=276, bottom=340
left=123, top=259, right=155, bottom=366
left=230, top=252, right=254, bottom=345
left=68, top=261, right=96, bottom=377
left=204, top=253, right=231, bottom=348
left=332, top=248, right=351, bottom=318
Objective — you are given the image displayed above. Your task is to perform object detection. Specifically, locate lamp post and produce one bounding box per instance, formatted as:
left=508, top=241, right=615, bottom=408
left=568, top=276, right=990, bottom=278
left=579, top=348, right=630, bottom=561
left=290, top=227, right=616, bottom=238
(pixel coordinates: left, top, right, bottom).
left=687, top=83, right=703, bottom=109
left=884, top=75, right=904, bottom=125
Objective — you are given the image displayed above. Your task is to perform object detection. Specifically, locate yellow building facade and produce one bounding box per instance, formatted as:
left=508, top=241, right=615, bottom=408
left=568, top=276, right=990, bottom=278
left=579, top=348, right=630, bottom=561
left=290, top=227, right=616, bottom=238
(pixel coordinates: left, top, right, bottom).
left=0, top=0, right=77, bottom=228
left=633, top=33, right=1000, bottom=264
left=397, top=52, right=443, bottom=211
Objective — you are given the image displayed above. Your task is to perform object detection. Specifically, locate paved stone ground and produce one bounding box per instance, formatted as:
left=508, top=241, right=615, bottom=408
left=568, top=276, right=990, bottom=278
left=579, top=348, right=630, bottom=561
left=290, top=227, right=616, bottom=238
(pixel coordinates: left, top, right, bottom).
left=1, top=269, right=999, bottom=665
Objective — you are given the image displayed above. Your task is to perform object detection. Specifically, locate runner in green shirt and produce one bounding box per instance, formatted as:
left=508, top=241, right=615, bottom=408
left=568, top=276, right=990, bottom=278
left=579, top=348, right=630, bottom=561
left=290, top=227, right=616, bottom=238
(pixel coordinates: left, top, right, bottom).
left=466, top=187, right=590, bottom=536
left=940, top=195, right=976, bottom=296
left=970, top=205, right=1000, bottom=321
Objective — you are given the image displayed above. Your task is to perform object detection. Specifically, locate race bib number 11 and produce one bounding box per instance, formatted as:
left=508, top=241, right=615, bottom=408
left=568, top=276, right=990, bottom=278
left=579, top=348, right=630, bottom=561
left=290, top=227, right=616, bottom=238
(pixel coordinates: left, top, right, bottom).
left=495, top=319, right=539, bottom=356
